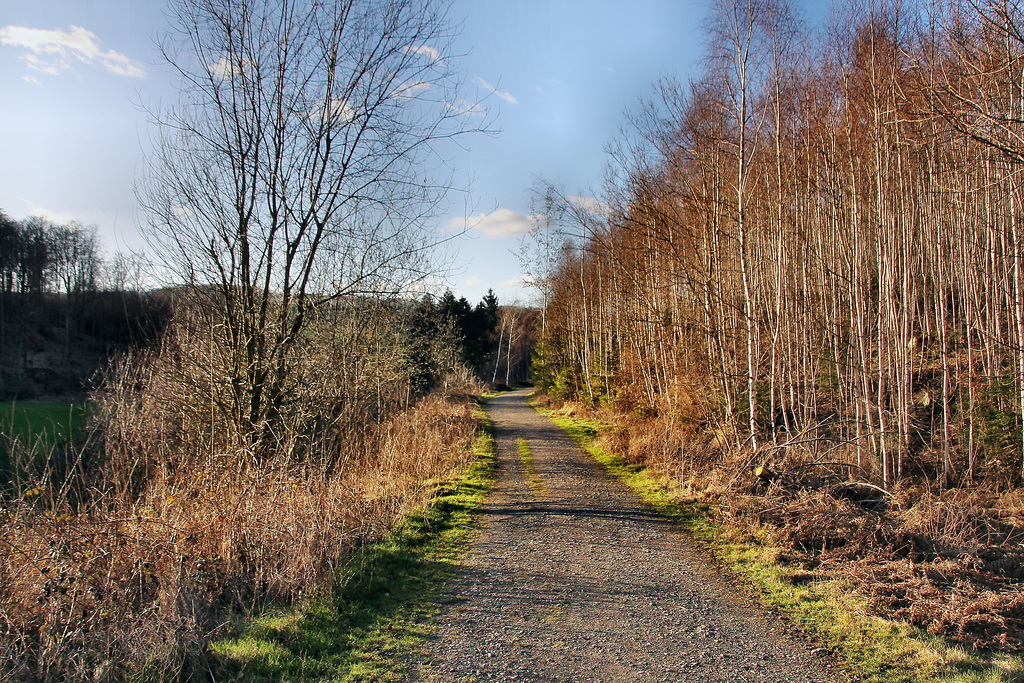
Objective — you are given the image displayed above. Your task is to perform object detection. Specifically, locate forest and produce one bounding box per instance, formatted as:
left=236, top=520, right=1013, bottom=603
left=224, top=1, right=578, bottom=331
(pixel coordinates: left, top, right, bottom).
left=533, top=0, right=1024, bottom=651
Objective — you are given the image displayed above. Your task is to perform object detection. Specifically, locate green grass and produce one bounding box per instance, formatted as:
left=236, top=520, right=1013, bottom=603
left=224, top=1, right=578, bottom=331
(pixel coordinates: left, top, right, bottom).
left=1, top=401, right=87, bottom=492
left=531, top=401, right=1024, bottom=683
left=209, top=400, right=498, bottom=682
left=517, top=437, right=545, bottom=492
left=0, top=401, right=85, bottom=452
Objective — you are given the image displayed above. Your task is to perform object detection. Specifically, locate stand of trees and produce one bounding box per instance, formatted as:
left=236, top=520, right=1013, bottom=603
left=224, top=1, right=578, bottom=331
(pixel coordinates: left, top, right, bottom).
left=536, top=0, right=1024, bottom=487
left=409, top=289, right=538, bottom=389
left=0, top=210, right=165, bottom=399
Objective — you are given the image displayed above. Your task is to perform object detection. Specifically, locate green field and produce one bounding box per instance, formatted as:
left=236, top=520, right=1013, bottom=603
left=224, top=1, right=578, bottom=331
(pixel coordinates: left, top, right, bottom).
left=0, top=401, right=86, bottom=453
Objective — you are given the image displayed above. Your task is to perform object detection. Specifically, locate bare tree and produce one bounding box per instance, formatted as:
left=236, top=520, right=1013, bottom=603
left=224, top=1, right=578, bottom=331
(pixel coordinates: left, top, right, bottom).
left=143, top=0, right=480, bottom=452
left=51, top=221, right=99, bottom=358
left=706, top=0, right=774, bottom=449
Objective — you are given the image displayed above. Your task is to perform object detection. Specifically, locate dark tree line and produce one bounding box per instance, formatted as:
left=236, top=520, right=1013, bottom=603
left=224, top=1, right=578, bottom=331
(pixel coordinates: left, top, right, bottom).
left=0, top=210, right=167, bottom=399
left=407, top=288, right=538, bottom=390
left=409, top=289, right=499, bottom=391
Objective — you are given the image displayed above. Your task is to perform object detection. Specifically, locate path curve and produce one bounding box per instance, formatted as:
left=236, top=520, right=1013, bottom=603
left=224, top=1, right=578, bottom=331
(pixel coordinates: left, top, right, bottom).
left=412, top=389, right=844, bottom=682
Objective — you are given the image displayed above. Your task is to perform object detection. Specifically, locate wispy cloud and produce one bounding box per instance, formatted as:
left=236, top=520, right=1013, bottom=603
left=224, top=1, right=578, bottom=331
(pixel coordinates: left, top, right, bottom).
left=404, top=44, right=443, bottom=65
left=392, top=79, right=433, bottom=99
left=209, top=55, right=247, bottom=80
left=448, top=98, right=485, bottom=117
left=446, top=208, right=538, bottom=239
left=0, top=25, right=145, bottom=78
left=20, top=200, right=77, bottom=224
left=473, top=76, right=518, bottom=105
left=305, top=98, right=355, bottom=124
left=499, top=276, right=536, bottom=289
left=568, top=195, right=610, bottom=215
left=466, top=276, right=482, bottom=287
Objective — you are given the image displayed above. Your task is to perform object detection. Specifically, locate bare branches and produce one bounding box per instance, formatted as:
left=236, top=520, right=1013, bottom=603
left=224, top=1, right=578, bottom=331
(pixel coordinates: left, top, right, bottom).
left=537, top=0, right=1024, bottom=484
left=141, top=0, right=482, bottom=449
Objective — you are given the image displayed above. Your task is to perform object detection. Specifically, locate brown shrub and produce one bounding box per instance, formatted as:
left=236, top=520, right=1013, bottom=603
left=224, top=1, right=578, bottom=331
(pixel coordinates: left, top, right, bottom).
left=0, top=309, right=479, bottom=680
left=538, top=392, right=1024, bottom=652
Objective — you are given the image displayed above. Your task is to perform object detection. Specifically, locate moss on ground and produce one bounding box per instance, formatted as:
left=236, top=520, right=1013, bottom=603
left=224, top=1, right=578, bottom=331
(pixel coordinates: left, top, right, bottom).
left=517, top=437, right=544, bottom=492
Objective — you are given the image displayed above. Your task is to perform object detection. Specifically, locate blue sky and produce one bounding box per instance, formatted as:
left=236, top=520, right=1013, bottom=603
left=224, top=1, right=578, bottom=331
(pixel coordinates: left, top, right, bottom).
left=1, top=0, right=731, bottom=305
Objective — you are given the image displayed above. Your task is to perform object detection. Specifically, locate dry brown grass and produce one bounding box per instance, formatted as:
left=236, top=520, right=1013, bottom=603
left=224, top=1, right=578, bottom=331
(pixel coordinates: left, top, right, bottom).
left=0, top=309, right=481, bottom=681
left=544, top=392, right=1024, bottom=654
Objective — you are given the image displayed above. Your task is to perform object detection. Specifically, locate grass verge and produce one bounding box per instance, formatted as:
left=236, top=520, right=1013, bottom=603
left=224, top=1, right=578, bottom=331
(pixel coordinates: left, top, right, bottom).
left=209, top=400, right=497, bottom=682
left=531, top=401, right=1023, bottom=683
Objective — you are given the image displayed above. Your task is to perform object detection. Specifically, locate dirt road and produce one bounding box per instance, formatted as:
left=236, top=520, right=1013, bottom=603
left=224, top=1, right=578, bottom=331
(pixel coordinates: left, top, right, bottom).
left=412, top=389, right=844, bottom=682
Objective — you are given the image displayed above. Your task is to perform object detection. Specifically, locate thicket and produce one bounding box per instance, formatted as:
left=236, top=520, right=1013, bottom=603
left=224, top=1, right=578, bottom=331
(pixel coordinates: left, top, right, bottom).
left=0, top=293, right=489, bottom=680
left=533, top=0, right=1024, bottom=653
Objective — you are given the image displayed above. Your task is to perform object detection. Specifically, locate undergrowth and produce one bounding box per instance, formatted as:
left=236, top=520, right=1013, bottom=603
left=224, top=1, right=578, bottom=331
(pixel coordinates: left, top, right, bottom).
left=0, top=390, right=485, bottom=681
left=209, top=400, right=497, bottom=681
left=532, top=399, right=1024, bottom=683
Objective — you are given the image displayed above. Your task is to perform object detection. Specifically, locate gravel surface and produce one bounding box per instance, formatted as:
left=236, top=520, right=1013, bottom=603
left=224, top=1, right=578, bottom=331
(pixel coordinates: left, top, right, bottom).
left=411, top=389, right=846, bottom=682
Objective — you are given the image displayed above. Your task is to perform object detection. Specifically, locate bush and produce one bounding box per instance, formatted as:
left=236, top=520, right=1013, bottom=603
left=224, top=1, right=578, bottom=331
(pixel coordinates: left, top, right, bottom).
left=0, top=301, right=481, bottom=680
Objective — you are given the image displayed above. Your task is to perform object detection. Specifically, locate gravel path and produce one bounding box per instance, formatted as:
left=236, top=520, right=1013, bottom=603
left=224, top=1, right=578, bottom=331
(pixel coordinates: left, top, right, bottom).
left=412, top=389, right=845, bottom=682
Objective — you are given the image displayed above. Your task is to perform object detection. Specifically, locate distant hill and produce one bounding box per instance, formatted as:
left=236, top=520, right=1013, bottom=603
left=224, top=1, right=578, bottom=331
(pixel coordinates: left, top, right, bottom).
left=0, top=290, right=170, bottom=401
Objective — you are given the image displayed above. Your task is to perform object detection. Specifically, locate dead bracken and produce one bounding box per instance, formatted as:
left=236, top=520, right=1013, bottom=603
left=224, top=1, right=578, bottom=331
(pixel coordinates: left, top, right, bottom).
left=536, top=393, right=1024, bottom=655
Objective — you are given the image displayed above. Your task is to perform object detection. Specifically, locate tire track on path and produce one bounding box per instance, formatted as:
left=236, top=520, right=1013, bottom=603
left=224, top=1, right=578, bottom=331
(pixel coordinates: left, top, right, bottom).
left=412, top=389, right=845, bottom=682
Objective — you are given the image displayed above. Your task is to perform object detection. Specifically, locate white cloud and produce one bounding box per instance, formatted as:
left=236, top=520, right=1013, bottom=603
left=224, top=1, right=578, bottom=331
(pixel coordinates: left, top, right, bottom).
left=209, top=55, right=241, bottom=80
left=568, top=195, right=610, bottom=215
left=392, top=79, right=433, bottom=99
left=20, top=200, right=76, bottom=224
left=466, top=276, right=482, bottom=287
left=448, top=98, right=485, bottom=117
left=327, top=99, right=355, bottom=122
left=170, top=204, right=194, bottom=219
left=473, top=76, right=518, bottom=105
left=404, top=44, right=443, bottom=64
left=0, top=25, right=145, bottom=78
left=446, top=208, right=539, bottom=240
left=306, top=98, right=355, bottom=124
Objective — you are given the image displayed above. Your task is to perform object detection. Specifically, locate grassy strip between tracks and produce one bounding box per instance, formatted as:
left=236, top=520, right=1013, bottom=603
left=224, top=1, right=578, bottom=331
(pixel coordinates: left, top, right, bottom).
left=208, top=399, right=498, bottom=682
left=517, top=437, right=545, bottom=493
left=531, top=400, right=1023, bottom=683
